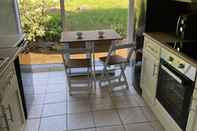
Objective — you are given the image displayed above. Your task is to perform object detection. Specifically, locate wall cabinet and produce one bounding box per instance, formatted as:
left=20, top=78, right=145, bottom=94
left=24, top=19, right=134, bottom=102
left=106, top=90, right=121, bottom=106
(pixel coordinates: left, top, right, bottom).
left=141, top=37, right=160, bottom=106
left=0, top=63, right=24, bottom=131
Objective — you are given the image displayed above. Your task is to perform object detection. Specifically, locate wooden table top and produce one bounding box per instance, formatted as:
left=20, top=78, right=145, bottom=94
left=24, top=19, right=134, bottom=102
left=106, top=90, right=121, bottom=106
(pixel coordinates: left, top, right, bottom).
left=60, top=29, right=122, bottom=43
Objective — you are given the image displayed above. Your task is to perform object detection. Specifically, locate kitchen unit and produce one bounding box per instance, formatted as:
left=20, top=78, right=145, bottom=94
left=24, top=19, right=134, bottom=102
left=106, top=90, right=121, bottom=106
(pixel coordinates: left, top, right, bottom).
left=0, top=35, right=28, bottom=119
left=133, top=0, right=197, bottom=94
left=0, top=48, right=25, bottom=131
left=0, top=0, right=29, bottom=118
left=140, top=37, right=160, bottom=105
left=0, top=0, right=21, bottom=34
left=141, top=32, right=197, bottom=131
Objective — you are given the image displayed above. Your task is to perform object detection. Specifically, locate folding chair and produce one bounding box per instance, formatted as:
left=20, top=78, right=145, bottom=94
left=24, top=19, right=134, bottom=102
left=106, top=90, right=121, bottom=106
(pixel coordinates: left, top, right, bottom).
left=99, top=42, right=135, bottom=90
left=60, top=42, right=93, bottom=95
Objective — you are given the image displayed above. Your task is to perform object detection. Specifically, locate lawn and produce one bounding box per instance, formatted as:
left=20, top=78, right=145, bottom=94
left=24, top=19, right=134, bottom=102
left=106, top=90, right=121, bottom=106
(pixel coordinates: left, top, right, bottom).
left=19, top=0, right=128, bottom=64
left=64, top=0, right=128, bottom=37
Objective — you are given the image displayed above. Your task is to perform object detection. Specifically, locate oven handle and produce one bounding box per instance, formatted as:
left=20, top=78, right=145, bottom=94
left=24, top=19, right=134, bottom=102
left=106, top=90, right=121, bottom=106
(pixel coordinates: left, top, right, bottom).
left=161, top=65, right=182, bottom=84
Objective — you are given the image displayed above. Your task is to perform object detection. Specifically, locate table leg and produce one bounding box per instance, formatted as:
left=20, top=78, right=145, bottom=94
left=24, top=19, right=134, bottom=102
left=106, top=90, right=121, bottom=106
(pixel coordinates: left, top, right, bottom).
left=92, top=41, right=97, bottom=89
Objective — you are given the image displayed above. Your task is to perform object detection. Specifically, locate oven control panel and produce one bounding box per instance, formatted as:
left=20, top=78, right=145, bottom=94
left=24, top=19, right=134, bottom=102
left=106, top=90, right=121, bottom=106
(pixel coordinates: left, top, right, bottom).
left=161, top=49, right=196, bottom=81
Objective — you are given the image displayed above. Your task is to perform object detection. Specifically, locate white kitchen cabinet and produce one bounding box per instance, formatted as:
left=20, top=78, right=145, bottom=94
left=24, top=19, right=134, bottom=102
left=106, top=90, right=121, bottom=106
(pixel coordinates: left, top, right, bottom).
left=141, top=37, right=160, bottom=106
left=0, top=63, right=25, bottom=131
left=187, top=82, right=197, bottom=131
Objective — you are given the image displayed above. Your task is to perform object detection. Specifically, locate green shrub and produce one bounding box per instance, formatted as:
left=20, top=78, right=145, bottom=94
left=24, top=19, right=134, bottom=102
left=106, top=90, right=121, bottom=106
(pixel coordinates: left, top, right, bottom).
left=19, top=0, right=61, bottom=42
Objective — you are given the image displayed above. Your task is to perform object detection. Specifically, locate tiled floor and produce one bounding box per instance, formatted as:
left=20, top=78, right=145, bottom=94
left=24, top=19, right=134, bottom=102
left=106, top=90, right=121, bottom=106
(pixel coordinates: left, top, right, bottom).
left=22, top=65, right=164, bottom=131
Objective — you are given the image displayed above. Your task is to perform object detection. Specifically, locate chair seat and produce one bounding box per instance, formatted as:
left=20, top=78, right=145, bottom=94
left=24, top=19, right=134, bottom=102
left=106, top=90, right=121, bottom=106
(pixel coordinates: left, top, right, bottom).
left=99, top=55, right=128, bottom=65
left=66, top=58, right=91, bottom=68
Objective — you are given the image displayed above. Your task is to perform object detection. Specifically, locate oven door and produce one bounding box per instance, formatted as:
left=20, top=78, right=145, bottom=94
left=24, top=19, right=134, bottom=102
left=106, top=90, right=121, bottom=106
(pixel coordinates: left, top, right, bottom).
left=156, top=59, right=195, bottom=131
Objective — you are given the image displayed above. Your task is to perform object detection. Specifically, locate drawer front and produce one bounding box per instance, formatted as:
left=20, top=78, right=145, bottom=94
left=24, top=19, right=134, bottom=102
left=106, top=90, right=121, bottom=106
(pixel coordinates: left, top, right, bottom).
left=0, top=64, right=15, bottom=101
left=144, top=37, right=160, bottom=58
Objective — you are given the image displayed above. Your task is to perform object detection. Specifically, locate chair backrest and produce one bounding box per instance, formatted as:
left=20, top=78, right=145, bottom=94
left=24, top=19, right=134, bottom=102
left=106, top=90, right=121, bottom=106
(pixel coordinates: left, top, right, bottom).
left=106, top=42, right=136, bottom=64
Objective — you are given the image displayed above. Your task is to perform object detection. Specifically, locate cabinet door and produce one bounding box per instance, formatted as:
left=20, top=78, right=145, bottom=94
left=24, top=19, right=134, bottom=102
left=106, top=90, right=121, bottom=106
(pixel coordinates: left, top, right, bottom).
left=0, top=106, right=9, bottom=131
left=1, top=74, right=24, bottom=131
left=141, top=51, right=159, bottom=105
left=9, top=74, right=24, bottom=131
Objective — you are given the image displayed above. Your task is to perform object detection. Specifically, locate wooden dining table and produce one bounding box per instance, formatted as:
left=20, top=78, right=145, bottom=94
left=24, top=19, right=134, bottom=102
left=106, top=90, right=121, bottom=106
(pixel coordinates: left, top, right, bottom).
left=60, top=29, right=123, bottom=87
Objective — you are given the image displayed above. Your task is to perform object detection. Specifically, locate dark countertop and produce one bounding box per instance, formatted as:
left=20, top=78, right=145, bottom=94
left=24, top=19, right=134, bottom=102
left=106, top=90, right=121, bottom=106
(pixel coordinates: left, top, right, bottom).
left=0, top=34, right=25, bottom=48
left=143, top=32, right=197, bottom=67
left=0, top=48, right=22, bottom=77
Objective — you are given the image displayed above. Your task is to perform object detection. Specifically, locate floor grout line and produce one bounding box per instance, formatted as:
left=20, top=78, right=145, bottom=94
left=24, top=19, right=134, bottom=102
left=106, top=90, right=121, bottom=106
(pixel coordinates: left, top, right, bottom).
left=23, top=70, right=164, bottom=131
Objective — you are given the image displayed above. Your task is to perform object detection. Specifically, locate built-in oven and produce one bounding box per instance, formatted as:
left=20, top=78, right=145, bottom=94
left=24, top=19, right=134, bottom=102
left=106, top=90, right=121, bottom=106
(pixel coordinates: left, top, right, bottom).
left=156, top=49, right=196, bottom=131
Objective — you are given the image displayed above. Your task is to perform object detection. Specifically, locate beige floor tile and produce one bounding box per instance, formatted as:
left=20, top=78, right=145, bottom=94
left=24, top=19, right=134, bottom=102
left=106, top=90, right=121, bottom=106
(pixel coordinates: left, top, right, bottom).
left=91, top=96, right=112, bottom=105
left=151, top=121, right=165, bottom=131
left=134, top=94, right=146, bottom=107
left=72, top=128, right=96, bottom=131
left=91, top=102, right=115, bottom=111
left=23, top=69, right=159, bottom=131
left=142, top=107, right=157, bottom=122
left=118, top=107, right=147, bottom=124
left=112, top=95, right=139, bottom=108
left=68, top=101, right=91, bottom=113
left=92, top=88, right=111, bottom=98
left=24, top=119, right=40, bottom=131
left=67, top=94, right=90, bottom=102
left=42, top=102, right=66, bottom=117
left=125, top=123, right=154, bottom=131
left=27, top=105, right=43, bottom=119
left=93, top=110, right=121, bottom=127
left=25, top=94, right=45, bottom=105
left=47, top=83, right=67, bottom=93
left=33, top=81, right=48, bottom=87
left=68, top=112, right=94, bottom=130
left=110, top=89, right=134, bottom=96
left=44, top=92, right=67, bottom=104
left=96, top=125, right=124, bottom=131
left=91, top=96, right=115, bottom=111
left=24, top=85, right=47, bottom=95
left=39, top=115, right=67, bottom=131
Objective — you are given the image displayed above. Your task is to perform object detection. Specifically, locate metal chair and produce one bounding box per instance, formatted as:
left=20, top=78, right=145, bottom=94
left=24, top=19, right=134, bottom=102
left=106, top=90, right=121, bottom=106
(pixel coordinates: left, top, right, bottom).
left=60, top=42, right=93, bottom=95
left=99, top=42, right=135, bottom=90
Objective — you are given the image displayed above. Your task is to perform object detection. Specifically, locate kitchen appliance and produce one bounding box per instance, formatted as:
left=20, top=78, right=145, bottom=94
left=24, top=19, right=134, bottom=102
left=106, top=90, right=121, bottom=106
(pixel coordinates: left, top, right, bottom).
left=133, top=0, right=190, bottom=94
left=176, top=13, right=197, bottom=40
left=156, top=49, right=196, bottom=131
left=167, top=41, right=197, bottom=60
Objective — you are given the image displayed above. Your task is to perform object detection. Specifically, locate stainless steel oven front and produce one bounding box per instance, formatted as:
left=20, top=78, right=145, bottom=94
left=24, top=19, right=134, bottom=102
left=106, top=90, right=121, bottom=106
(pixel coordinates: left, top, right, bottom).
left=156, top=49, right=196, bottom=131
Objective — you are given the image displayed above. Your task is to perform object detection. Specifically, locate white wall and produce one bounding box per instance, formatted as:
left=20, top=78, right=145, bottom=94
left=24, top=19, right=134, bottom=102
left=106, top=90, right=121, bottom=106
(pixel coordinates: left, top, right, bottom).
left=0, top=0, right=20, bottom=34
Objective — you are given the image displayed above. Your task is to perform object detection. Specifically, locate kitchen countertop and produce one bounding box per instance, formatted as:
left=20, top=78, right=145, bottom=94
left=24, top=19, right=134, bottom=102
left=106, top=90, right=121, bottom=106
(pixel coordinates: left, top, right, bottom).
left=0, top=34, right=25, bottom=48
left=144, top=32, right=197, bottom=67
left=0, top=48, right=22, bottom=77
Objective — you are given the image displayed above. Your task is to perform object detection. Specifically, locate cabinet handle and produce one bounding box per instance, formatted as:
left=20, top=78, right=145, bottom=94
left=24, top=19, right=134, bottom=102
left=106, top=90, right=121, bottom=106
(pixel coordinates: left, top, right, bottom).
left=153, top=64, right=157, bottom=76
left=1, top=106, right=10, bottom=131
